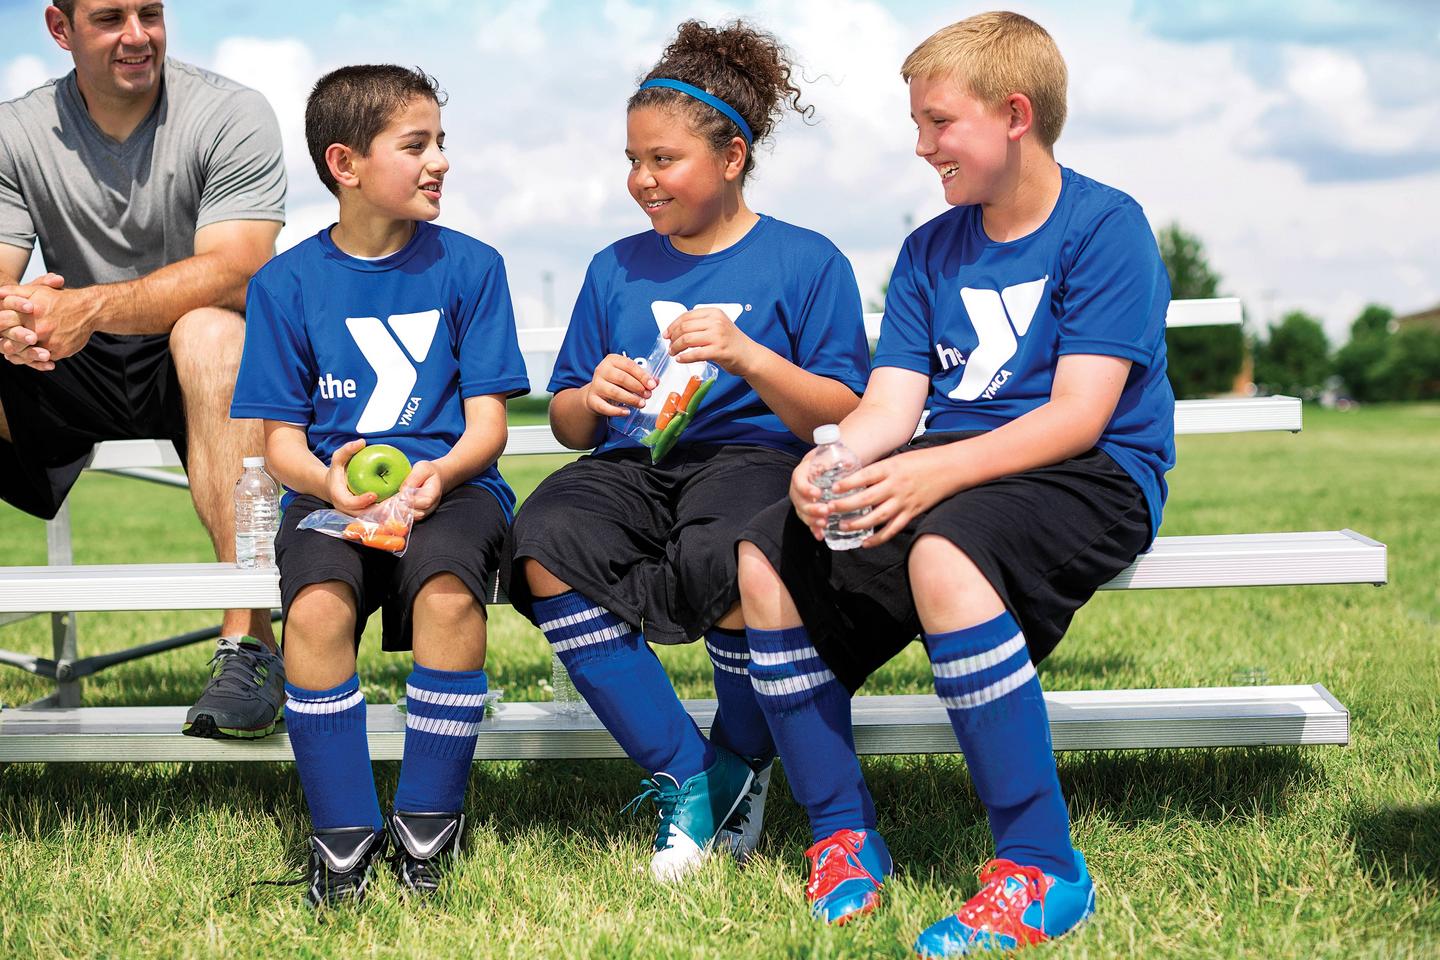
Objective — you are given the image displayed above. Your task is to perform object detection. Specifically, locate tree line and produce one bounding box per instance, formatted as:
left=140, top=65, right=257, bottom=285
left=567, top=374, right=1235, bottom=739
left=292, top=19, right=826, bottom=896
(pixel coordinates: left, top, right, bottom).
left=1160, top=223, right=1440, bottom=402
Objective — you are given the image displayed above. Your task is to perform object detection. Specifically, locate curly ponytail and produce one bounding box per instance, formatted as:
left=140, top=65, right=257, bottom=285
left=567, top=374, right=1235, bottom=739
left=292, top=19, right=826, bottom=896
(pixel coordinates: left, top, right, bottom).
left=628, top=20, right=812, bottom=182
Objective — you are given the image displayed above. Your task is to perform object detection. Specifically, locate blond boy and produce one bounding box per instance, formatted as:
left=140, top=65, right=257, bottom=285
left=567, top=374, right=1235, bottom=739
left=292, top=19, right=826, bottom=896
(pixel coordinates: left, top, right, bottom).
left=736, top=12, right=1174, bottom=954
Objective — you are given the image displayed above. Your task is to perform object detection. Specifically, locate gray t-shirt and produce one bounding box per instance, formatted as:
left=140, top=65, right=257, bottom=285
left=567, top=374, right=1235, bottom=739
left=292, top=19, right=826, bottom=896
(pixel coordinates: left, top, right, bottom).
left=0, top=58, right=286, bottom=287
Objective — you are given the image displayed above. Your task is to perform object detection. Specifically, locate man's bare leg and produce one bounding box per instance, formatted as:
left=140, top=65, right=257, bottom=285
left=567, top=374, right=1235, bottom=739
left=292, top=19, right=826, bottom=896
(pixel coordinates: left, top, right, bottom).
left=170, top=307, right=276, bottom=649
left=0, top=395, right=10, bottom=442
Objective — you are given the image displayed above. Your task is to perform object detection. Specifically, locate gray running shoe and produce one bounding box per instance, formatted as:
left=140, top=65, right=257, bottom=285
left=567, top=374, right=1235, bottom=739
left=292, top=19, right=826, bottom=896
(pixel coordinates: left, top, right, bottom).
left=718, top=759, right=772, bottom=863
left=182, top=636, right=285, bottom=739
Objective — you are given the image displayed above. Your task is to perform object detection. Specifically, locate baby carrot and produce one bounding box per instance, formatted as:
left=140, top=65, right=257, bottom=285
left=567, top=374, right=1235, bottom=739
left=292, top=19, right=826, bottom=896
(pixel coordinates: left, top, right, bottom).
left=683, top=376, right=715, bottom=417
left=656, top=391, right=681, bottom=430
left=678, top=375, right=702, bottom=409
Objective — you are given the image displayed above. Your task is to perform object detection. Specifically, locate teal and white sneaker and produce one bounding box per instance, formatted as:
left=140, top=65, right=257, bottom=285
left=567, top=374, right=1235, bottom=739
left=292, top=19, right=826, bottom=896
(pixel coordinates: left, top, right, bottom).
left=718, top=759, right=772, bottom=863
left=626, top=747, right=756, bottom=882
left=182, top=636, right=285, bottom=739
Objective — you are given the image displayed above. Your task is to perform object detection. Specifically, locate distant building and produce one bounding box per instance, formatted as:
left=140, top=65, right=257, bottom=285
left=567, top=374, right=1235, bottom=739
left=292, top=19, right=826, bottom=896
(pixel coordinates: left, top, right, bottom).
left=1394, top=304, right=1440, bottom=333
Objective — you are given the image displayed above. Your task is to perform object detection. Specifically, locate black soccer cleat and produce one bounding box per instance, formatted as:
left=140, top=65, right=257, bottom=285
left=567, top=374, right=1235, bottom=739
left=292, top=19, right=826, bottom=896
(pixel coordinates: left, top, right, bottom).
left=388, top=810, right=465, bottom=897
left=307, top=826, right=387, bottom=909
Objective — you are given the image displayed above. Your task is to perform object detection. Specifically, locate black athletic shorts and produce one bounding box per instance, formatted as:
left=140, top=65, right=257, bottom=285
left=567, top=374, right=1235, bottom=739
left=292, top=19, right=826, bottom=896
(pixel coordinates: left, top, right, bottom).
left=0, top=333, right=187, bottom=519
left=275, top=485, right=508, bottom=652
left=503, top=443, right=799, bottom=645
left=739, top=431, right=1153, bottom=692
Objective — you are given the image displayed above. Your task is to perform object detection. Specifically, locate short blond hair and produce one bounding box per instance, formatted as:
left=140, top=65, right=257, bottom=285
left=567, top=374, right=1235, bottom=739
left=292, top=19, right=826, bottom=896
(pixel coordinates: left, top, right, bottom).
left=901, top=12, right=1067, bottom=150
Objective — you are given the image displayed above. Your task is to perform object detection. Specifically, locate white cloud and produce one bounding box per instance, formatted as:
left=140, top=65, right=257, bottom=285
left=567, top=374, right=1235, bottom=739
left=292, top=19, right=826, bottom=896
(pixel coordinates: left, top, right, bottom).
left=132, top=0, right=1440, bottom=346
left=475, top=0, right=551, bottom=58
left=3, top=56, right=50, bottom=101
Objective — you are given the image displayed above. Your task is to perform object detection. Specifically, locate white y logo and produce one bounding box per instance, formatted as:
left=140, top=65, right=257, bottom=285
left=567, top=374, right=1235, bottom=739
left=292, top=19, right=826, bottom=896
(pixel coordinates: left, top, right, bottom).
left=649, top=300, right=744, bottom=332
left=345, top=309, right=442, bottom=433
left=633, top=301, right=744, bottom=414
left=948, top=276, right=1048, bottom=401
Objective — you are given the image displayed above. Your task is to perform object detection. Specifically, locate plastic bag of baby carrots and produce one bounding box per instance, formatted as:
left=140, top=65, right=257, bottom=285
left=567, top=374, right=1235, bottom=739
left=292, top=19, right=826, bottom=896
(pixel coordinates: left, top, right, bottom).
left=297, top=486, right=415, bottom=556
left=617, top=335, right=718, bottom=464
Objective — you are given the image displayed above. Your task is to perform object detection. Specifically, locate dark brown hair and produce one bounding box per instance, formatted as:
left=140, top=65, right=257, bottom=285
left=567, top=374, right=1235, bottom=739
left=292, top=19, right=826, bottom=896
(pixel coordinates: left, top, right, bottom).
left=51, top=2, right=76, bottom=20
left=304, top=64, right=446, bottom=196
left=628, top=20, right=812, bottom=183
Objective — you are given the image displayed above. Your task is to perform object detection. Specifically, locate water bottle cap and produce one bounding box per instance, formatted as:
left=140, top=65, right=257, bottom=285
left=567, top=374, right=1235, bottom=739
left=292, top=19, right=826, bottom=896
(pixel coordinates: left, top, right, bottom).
left=242, top=456, right=266, bottom=468
left=812, top=424, right=840, bottom=445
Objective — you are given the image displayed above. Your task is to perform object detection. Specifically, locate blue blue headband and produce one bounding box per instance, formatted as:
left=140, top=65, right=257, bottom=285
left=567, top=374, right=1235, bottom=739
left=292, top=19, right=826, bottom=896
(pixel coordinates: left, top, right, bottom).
left=637, top=78, right=754, bottom=144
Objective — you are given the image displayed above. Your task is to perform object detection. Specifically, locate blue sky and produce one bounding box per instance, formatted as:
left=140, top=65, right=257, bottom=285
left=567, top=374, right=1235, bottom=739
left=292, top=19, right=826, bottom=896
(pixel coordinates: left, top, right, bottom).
left=3, top=0, right=1438, bottom=346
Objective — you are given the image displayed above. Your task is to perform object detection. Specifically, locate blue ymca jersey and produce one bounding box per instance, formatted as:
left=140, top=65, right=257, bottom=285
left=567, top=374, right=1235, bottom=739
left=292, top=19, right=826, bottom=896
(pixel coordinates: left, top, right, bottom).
left=873, top=167, right=1176, bottom=539
left=550, top=215, right=870, bottom=456
left=231, top=221, right=530, bottom=517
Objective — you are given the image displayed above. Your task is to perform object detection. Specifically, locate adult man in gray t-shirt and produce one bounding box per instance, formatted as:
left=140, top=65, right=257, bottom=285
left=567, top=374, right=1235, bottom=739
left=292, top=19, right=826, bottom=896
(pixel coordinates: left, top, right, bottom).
left=0, top=1, right=288, bottom=738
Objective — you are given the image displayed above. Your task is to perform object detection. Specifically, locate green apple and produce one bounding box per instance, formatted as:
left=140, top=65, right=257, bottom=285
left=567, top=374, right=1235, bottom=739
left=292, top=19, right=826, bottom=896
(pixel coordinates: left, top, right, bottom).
left=346, top=443, right=412, bottom=501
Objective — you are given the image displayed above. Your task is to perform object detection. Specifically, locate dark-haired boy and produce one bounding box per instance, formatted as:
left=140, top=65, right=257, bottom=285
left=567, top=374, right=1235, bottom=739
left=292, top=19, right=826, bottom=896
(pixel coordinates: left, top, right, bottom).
left=737, top=11, right=1175, bottom=956
left=230, top=65, right=528, bottom=908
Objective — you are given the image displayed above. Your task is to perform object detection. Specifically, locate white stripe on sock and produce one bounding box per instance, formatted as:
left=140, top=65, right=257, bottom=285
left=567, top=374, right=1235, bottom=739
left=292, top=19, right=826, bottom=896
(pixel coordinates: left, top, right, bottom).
left=550, top=621, right=629, bottom=654
left=705, top=641, right=749, bottom=665
left=750, top=645, right=821, bottom=667
left=712, top=660, right=748, bottom=675
left=938, top=660, right=1037, bottom=710
left=538, top=606, right=611, bottom=633
left=405, top=684, right=487, bottom=708
left=286, top=690, right=363, bottom=714
left=407, top=712, right=481, bottom=738
left=751, top=668, right=836, bottom=698
left=930, top=633, right=1027, bottom=680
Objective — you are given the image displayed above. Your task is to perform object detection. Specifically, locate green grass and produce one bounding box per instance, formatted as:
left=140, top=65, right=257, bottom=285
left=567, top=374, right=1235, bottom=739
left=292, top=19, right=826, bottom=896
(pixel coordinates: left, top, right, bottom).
left=1, top=405, right=1436, bottom=958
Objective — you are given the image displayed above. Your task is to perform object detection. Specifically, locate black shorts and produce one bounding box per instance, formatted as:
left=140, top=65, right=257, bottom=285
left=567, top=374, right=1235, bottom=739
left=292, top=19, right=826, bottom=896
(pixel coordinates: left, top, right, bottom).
left=739, top=431, right=1153, bottom=692
left=503, top=444, right=799, bottom=645
left=276, top=485, right=508, bottom=652
left=0, top=333, right=187, bottom=519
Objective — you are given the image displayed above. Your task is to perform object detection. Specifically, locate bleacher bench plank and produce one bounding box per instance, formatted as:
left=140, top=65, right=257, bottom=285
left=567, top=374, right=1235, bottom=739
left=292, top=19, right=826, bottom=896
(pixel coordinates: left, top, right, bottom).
left=0, top=530, right=1386, bottom=616
left=511, top=299, right=1243, bottom=355
left=84, top=396, right=1304, bottom=478
left=0, top=683, right=1347, bottom=762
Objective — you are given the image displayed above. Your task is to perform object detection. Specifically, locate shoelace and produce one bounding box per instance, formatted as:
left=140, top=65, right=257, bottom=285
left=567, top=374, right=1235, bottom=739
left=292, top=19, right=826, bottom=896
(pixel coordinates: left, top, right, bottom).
left=804, top=829, right=875, bottom=899
left=954, top=859, right=1048, bottom=931
left=720, top=776, right=762, bottom=834
left=204, top=640, right=273, bottom=698
left=395, top=853, right=444, bottom=890
left=621, top=778, right=684, bottom=851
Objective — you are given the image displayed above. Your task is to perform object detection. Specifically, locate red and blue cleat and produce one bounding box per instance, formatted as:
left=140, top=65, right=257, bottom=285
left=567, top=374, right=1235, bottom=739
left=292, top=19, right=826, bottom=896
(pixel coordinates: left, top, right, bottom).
left=805, top=828, right=892, bottom=924
left=913, top=853, right=1095, bottom=956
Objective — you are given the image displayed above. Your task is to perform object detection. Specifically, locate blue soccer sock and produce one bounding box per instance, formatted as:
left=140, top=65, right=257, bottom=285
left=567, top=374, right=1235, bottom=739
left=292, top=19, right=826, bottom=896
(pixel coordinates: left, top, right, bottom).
left=284, top=674, right=383, bottom=832
left=704, top=627, right=775, bottom=764
left=927, top=612, right=1077, bottom=880
left=536, top=590, right=714, bottom=782
left=393, top=662, right=488, bottom=814
left=747, top=625, right=875, bottom=842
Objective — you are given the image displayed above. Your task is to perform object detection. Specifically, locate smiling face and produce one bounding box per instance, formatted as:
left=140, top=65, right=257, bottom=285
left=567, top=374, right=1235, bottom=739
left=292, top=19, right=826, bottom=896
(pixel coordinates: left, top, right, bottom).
left=910, top=73, right=1018, bottom=208
left=49, top=0, right=166, bottom=104
left=625, top=104, right=743, bottom=247
left=346, top=95, right=448, bottom=222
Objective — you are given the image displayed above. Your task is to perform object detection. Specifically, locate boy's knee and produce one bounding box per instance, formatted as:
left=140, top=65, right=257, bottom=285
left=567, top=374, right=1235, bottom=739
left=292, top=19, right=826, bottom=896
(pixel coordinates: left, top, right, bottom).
left=909, top=535, right=988, bottom=596
left=736, top=541, right=780, bottom=601
left=908, top=534, right=1003, bottom=622
left=413, top=573, right=481, bottom=625
left=285, top=582, right=357, bottom=649
left=523, top=557, right=571, bottom=596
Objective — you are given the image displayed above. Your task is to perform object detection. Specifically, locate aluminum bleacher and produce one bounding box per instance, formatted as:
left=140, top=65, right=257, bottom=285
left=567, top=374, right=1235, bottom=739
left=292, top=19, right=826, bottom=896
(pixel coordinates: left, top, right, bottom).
left=0, top=298, right=1381, bottom=760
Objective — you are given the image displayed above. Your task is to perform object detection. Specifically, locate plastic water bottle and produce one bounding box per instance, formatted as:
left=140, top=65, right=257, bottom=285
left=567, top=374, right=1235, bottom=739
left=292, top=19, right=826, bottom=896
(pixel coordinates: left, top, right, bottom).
left=550, top=653, right=588, bottom=715
left=812, top=424, right=873, bottom=551
left=234, top=456, right=280, bottom=568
